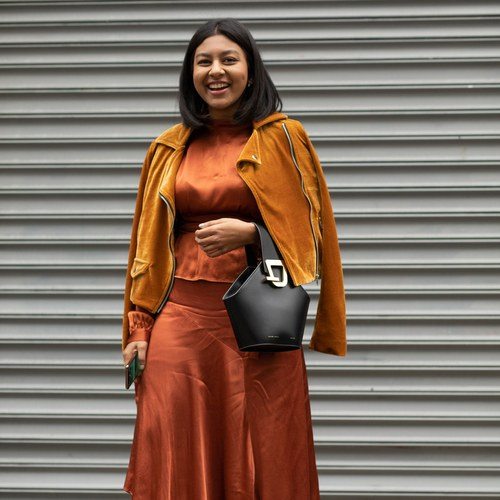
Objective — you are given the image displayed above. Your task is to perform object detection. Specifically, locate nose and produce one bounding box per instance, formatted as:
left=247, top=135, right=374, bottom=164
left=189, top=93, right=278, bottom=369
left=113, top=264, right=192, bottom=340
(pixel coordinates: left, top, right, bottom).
left=209, top=60, right=224, bottom=77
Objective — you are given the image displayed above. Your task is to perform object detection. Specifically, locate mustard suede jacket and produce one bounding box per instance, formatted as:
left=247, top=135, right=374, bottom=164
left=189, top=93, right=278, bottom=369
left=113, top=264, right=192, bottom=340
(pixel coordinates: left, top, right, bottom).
left=122, top=111, right=347, bottom=356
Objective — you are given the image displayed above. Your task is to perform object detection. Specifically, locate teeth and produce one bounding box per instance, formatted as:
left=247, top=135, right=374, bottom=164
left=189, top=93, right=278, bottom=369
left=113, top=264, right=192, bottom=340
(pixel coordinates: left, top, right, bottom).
left=209, top=84, right=229, bottom=90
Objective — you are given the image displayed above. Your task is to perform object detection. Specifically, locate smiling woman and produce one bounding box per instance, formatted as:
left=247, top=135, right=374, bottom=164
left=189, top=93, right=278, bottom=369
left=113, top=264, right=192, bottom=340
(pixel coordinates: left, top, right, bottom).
left=177, top=17, right=283, bottom=129
left=193, top=39, right=250, bottom=121
left=120, top=17, right=338, bottom=500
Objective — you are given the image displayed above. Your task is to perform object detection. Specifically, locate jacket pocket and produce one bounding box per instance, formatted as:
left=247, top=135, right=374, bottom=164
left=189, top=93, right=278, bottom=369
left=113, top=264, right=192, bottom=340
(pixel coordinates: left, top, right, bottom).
left=130, top=257, right=150, bottom=278
left=130, top=257, right=152, bottom=306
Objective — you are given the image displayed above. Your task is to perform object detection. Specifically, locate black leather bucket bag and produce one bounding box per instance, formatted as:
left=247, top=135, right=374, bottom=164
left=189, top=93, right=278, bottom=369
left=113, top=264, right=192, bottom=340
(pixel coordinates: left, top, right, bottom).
left=222, top=222, right=310, bottom=352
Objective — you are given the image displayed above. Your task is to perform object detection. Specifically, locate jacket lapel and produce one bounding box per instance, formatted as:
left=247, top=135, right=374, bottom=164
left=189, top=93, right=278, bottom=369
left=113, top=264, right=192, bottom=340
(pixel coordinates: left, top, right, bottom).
left=156, top=111, right=288, bottom=202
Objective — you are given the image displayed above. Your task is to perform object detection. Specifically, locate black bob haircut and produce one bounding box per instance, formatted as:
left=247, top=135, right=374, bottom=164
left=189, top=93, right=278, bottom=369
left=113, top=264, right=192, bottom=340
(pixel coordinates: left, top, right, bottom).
left=178, top=18, right=283, bottom=130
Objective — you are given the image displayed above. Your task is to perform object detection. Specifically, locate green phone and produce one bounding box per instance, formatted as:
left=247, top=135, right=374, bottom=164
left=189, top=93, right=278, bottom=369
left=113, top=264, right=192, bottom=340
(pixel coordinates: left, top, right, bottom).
left=125, top=350, right=143, bottom=389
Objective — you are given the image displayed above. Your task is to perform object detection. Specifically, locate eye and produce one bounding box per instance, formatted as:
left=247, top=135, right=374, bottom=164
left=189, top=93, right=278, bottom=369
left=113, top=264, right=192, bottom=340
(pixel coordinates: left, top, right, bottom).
left=196, top=57, right=238, bottom=65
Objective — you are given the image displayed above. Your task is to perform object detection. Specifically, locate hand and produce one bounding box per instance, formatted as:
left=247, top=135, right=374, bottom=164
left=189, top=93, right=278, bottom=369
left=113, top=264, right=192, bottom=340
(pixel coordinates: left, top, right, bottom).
left=194, top=218, right=257, bottom=258
left=123, top=340, right=149, bottom=371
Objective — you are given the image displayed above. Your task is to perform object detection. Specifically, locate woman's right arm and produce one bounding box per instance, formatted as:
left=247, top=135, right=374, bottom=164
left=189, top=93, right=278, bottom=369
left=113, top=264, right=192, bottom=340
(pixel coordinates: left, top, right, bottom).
left=121, top=140, right=158, bottom=359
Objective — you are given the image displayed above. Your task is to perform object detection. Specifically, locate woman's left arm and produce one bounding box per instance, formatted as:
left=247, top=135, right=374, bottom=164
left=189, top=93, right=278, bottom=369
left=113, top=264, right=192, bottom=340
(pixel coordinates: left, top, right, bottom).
left=295, top=122, right=347, bottom=356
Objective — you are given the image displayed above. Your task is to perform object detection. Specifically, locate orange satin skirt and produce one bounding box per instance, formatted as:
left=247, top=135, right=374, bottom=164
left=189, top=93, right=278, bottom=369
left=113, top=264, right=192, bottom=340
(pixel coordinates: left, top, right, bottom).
left=123, top=277, right=320, bottom=499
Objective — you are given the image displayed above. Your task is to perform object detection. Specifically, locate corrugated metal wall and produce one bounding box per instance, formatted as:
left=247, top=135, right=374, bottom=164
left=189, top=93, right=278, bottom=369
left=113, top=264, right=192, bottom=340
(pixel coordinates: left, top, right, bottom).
left=1, top=1, right=499, bottom=498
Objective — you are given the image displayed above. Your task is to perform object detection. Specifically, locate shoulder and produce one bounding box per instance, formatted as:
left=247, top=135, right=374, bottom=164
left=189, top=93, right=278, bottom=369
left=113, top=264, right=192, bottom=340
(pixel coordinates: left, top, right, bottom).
left=258, top=115, right=308, bottom=142
left=278, top=116, right=309, bottom=144
left=153, top=122, right=185, bottom=146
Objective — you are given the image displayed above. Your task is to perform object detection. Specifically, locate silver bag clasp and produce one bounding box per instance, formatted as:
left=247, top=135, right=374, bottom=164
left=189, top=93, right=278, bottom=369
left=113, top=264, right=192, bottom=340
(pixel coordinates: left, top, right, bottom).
left=263, top=259, right=288, bottom=287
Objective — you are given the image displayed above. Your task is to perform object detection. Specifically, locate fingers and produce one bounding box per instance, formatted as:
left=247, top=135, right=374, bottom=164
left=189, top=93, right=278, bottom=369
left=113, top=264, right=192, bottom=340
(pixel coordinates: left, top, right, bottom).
left=194, top=218, right=245, bottom=257
left=195, top=235, right=227, bottom=256
left=122, top=341, right=149, bottom=366
left=136, top=344, right=147, bottom=369
left=205, top=244, right=227, bottom=257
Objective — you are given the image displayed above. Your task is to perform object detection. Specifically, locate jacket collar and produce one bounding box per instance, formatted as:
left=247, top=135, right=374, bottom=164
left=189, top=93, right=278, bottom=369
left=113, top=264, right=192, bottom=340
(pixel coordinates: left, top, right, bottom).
left=155, top=111, right=288, bottom=167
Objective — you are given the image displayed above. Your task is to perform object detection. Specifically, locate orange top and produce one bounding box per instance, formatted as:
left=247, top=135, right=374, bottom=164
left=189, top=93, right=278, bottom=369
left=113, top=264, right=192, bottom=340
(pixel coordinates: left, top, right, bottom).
left=173, top=118, right=264, bottom=283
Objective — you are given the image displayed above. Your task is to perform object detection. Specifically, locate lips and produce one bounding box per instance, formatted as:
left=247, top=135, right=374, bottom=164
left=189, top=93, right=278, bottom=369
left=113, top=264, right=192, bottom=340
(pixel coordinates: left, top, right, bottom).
left=207, top=81, right=230, bottom=90
left=207, top=83, right=230, bottom=95
left=207, top=83, right=229, bottom=92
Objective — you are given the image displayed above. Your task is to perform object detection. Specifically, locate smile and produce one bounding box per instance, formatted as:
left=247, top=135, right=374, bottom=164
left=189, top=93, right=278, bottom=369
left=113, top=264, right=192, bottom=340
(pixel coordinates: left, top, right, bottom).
left=207, top=84, right=230, bottom=95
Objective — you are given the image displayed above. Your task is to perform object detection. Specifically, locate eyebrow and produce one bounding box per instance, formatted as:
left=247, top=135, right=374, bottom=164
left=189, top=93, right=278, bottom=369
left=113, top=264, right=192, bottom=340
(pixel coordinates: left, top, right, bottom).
left=195, top=49, right=239, bottom=58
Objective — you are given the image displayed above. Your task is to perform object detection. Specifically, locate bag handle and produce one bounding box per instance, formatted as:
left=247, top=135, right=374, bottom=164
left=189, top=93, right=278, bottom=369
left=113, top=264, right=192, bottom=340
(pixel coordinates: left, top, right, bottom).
left=244, top=222, right=289, bottom=288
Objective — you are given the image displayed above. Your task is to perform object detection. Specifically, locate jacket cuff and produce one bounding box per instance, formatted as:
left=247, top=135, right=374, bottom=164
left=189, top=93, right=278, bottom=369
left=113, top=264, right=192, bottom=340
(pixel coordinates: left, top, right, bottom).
left=127, top=311, right=155, bottom=344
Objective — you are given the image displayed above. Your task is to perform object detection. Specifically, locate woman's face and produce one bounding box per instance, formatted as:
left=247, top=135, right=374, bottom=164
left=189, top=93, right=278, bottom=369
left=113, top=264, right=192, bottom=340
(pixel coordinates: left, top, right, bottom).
left=193, top=34, right=249, bottom=120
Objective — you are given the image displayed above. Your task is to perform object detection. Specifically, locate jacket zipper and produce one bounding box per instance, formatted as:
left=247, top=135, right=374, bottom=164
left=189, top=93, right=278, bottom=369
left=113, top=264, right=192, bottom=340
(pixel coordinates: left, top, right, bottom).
left=156, top=192, right=176, bottom=313
left=281, top=122, right=319, bottom=281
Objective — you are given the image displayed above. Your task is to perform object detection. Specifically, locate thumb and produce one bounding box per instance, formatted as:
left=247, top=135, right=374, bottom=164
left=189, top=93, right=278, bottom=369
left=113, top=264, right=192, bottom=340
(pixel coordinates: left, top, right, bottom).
left=198, top=218, right=224, bottom=228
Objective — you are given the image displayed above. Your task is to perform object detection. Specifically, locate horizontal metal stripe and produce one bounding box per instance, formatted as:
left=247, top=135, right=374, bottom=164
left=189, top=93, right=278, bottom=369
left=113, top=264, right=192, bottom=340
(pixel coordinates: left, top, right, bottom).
left=0, top=388, right=500, bottom=396
left=0, top=412, right=500, bottom=428
left=2, top=342, right=500, bottom=367
left=0, top=491, right=125, bottom=500
left=319, top=494, right=499, bottom=499
left=1, top=317, right=499, bottom=342
left=0, top=462, right=498, bottom=475
left=0, top=368, right=500, bottom=390
left=1, top=390, right=499, bottom=418
left=316, top=440, right=500, bottom=450
left=1, top=1, right=500, bottom=22
left=2, top=360, right=500, bottom=370
left=288, top=109, right=500, bottom=116
left=1, top=132, right=500, bottom=143
left=0, top=308, right=499, bottom=324
left=3, top=189, right=500, bottom=215
left=4, top=112, right=500, bottom=138
left=2, top=266, right=500, bottom=291
left=1, top=236, right=500, bottom=241
left=0, top=491, right=125, bottom=499
left=2, top=40, right=500, bottom=66
left=1, top=387, right=499, bottom=398
left=4, top=159, right=496, bottom=167
left=2, top=262, right=500, bottom=268
left=1, top=61, right=500, bottom=91
left=6, top=234, right=497, bottom=245
left=3, top=87, right=500, bottom=114
left=2, top=288, right=500, bottom=296
left=2, top=83, right=500, bottom=97
left=1, top=412, right=497, bottom=425
left=0, top=16, right=499, bottom=34
left=317, top=467, right=500, bottom=494
left=1, top=337, right=500, bottom=350
left=4, top=58, right=500, bottom=68
left=1, top=83, right=500, bottom=91
left=0, top=414, right=500, bottom=446
left=5, top=432, right=500, bottom=445
left=0, top=108, right=499, bottom=115
left=1, top=218, right=499, bottom=241
left=4, top=164, right=497, bottom=189
left=0, top=437, right=128, bottom=451
left=0, top=484, right=485, bottom=500
left=2, top=139, right=499, bottom=164
left=2, top=367, right=500, bottom=392
left=2, top=212, right=500, bottom=219
left=2, top=337, right=500, bottom=346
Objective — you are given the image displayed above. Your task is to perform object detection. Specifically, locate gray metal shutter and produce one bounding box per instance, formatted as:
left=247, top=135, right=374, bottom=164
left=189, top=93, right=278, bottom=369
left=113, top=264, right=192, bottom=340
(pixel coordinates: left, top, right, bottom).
left=1, top=1, right=499, bottom=498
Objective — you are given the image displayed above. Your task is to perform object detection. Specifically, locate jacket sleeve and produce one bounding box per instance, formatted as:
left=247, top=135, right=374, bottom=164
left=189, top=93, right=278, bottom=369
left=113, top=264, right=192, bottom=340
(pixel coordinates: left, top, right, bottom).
left=297, top=124, right=347, bottom=356
left=121, top=140, right=158, bottom=352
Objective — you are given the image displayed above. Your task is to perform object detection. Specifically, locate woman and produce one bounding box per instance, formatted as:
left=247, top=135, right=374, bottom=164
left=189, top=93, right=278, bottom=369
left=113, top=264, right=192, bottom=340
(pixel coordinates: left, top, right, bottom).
left=122, top=18, right=346, bottom=499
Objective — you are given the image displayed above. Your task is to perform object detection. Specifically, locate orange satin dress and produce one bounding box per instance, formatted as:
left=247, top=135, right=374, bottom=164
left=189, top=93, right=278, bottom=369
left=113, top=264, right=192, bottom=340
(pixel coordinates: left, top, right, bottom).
left=123, top=119, right=320, bottom=500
